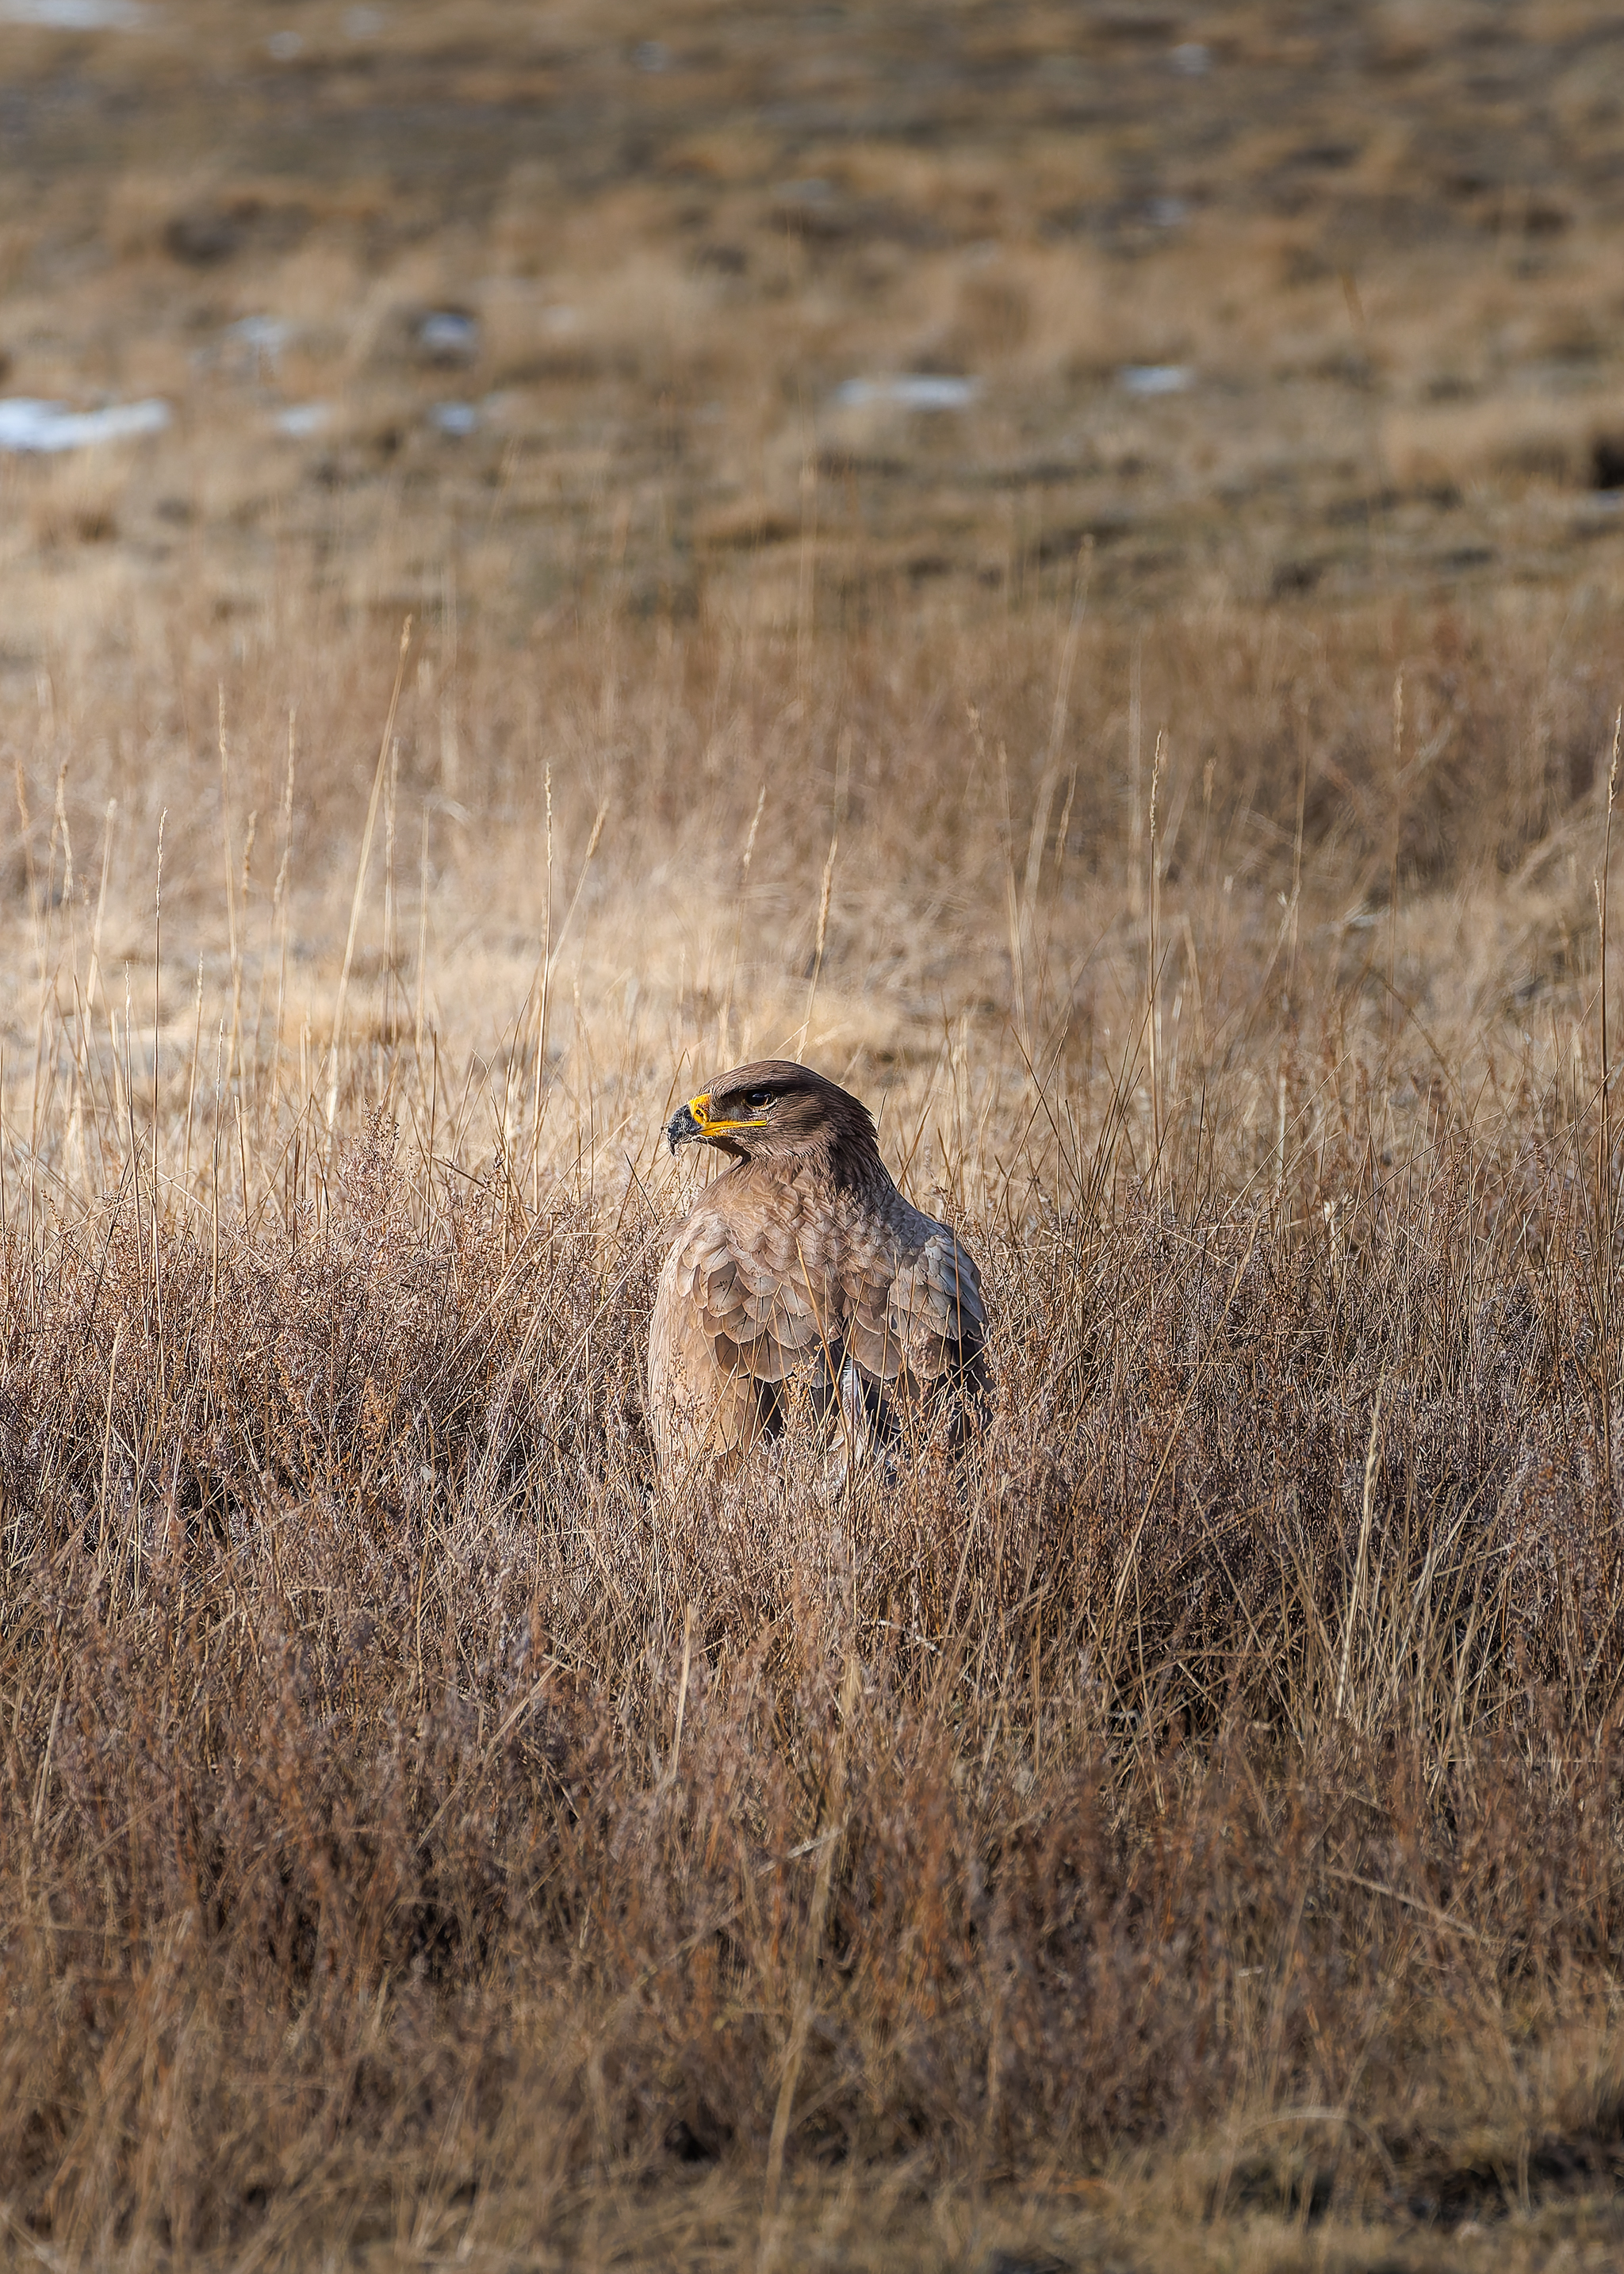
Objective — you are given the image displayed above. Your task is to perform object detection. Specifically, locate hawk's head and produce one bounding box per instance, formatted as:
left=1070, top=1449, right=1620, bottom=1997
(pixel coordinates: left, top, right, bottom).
left=667, top=1059, right=881, bottom=1176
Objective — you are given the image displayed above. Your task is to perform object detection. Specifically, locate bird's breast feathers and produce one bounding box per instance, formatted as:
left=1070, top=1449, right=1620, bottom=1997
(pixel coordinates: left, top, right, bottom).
left=657, top=1181, right=985, bottom=1392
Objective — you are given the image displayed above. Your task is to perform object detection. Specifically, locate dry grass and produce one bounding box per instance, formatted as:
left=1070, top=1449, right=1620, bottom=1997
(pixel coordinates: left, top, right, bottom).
left=9, top=5, right=1624, bottom=2269
left=7, top=573, right=1624, bottom=2272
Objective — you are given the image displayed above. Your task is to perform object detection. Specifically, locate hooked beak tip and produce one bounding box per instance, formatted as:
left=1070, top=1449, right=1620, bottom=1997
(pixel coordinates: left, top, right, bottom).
left=666, top=1101, right=703, bottom=1154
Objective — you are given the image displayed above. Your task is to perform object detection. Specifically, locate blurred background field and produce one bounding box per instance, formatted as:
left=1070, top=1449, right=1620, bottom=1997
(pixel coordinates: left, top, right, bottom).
left=10, top=6, right=1624, bottom=2270
left=2, top=0, right=1624, bottom=1156
left=7, top=0, right=1624, bottom=626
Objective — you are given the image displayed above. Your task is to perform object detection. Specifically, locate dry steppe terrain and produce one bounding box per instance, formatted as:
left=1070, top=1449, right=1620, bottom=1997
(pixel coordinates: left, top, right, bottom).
left=7, top=3, right=1624, bottom=2268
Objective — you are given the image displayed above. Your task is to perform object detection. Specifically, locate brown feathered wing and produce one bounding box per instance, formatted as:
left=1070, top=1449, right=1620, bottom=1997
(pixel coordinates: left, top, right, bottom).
left=648, top=1193, right=986, bottom=1476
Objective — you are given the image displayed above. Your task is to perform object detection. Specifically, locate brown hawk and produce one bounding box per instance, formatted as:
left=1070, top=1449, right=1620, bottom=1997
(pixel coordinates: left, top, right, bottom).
left=647, top=1059, right=988, bottom=1477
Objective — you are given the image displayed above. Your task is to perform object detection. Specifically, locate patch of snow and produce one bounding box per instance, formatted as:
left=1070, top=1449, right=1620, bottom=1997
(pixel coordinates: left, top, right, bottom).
left=416, top=310, right=479, bottom=363
left=224, top=315, right=294, bottom=374
left=274, top=402, right=330, bottom=438
left=0, top=396, right=170, bottom=452
left=0, top=0, right=147, bottom=26
left=833, top=374, right=981, bottom=412
left=1119, top=365, right=1192, bottom=397
left=430, top=402, right=478, bottom=438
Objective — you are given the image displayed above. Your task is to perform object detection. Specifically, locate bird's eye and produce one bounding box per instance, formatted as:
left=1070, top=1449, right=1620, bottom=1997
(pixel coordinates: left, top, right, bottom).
left=744, top=1089, right=774, bottom=1111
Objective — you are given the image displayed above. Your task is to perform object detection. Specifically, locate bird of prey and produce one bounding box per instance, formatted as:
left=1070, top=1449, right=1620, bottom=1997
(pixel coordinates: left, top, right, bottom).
left=647, top=1059, right=987, bottom=1477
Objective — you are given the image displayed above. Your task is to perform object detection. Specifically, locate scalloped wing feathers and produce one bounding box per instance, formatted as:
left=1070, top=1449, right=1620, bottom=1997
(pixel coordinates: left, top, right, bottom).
left=648, top=1183, right=987, bottom=1476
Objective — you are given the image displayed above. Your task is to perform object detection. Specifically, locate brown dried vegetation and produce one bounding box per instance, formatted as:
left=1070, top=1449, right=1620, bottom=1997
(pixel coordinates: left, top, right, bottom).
left=10, top=661, right=1624, bottom=2263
